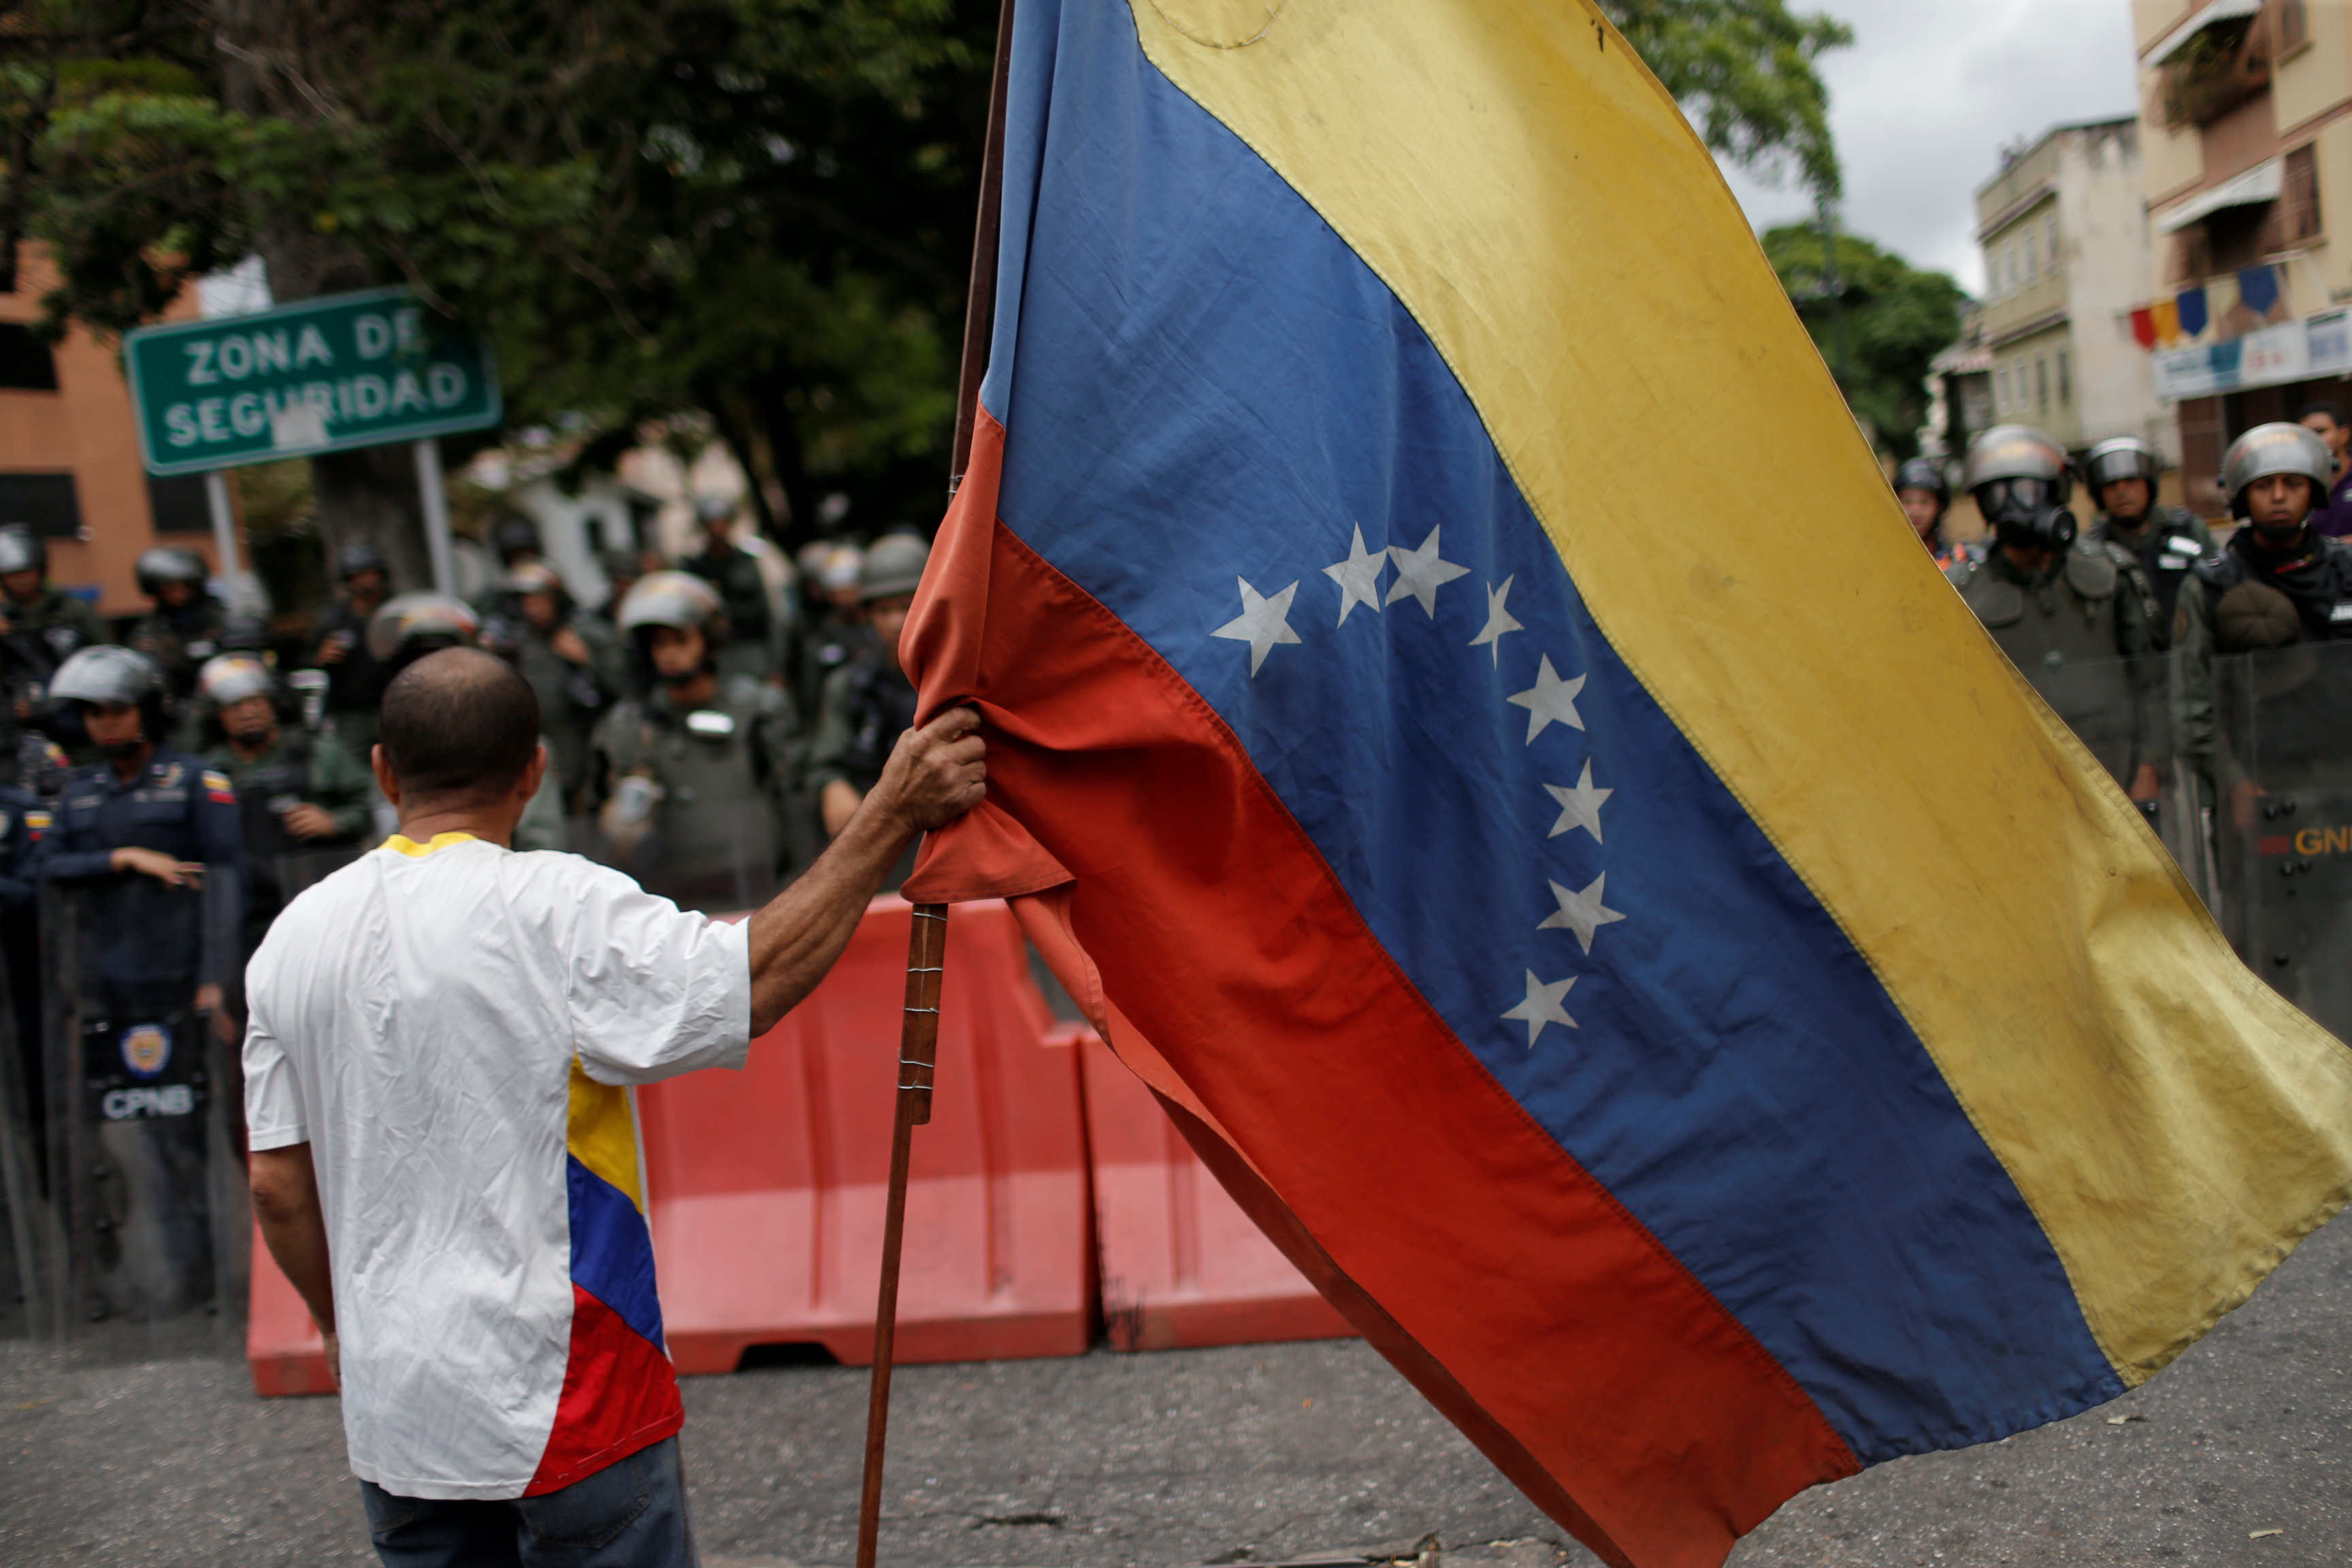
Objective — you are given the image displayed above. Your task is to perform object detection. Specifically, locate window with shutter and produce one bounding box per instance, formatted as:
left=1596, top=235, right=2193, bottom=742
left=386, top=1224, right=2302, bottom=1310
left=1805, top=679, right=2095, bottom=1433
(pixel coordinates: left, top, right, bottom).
left=2283, top=143, right=2322, bottom=244
left=2279, top=0, right=2308, bottom=52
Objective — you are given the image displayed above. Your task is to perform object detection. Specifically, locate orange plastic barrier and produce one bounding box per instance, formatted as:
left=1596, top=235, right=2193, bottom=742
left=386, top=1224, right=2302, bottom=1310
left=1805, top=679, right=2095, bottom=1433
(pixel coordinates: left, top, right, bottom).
left=639, top=898, right=1092, bottom=1372
left=248, top=1219, right=334, bottom=1395
left=249, top=896, right=1090, bottom=1396
left=1076, top=1029, right=1356, bottom=1352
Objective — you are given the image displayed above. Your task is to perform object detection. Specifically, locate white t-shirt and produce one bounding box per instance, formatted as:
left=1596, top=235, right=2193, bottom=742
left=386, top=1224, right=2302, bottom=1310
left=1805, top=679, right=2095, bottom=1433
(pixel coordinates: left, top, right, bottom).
left=244, top=832, right=751, bottom=1500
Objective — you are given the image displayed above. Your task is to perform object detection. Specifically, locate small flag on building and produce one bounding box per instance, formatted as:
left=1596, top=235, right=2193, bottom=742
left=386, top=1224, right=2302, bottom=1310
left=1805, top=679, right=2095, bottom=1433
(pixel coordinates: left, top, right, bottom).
left=2177, top=284, right=2211, bottom=338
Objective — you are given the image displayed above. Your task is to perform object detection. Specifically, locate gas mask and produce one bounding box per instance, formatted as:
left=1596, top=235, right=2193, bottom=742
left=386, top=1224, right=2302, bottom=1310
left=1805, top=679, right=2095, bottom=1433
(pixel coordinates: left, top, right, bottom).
left=1974, top=476, right=2076, bottom=555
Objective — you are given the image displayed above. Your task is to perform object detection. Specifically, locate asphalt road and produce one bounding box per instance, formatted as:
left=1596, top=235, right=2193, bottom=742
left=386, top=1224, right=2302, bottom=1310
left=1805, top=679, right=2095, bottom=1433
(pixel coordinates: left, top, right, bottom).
left=2, top=1213, right=2348, bottom=1568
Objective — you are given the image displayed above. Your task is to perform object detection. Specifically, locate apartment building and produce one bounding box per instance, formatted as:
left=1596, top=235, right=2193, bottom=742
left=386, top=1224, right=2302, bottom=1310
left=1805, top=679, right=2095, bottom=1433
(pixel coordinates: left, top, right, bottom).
left=1973, top=118, right=2170, bottom=472
left=2134, top=0, right=2352, bottom=512
left=0, top=246, right=224, bottom=615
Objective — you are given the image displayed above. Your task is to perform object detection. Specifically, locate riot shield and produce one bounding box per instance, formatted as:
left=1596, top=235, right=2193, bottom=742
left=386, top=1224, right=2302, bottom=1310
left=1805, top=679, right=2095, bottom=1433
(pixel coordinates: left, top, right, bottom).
left=39, top=870, right=246, bottom=1336
left=2204, top=640, right=2352, bottom=1041
left=574, top=802, right=780, bottom=916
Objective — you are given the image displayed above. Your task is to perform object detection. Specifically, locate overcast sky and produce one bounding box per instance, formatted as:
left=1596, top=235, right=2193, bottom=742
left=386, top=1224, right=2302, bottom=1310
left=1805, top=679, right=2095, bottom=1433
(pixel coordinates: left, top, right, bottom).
left=1714, top=0, right=2143, bottom=297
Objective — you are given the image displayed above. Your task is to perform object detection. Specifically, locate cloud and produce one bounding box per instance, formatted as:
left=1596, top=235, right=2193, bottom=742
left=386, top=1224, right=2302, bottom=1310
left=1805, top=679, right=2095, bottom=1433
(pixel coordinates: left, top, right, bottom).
left=1711, top=0, right=2141, bottom=295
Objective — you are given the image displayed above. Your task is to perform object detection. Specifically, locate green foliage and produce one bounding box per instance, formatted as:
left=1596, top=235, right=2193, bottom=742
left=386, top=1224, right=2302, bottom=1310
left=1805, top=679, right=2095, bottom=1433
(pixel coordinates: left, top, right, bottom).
left=1762, top=223, right=1964, bottom=460
left=7, top=0, right=994, bottom=542
left=1600, top=0, right=1851, bottom=197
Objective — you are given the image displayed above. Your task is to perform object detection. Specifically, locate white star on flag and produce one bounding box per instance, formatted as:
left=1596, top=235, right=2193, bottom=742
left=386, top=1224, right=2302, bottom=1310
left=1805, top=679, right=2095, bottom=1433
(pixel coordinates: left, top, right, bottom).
left=1543, top=760, right=1612, bottom=843
left=1386, top=526, right=1469, bottom=617
left=1540, top=872, right=1625, bottom=954
left=1322, top=525, right=1387, bottom=625
left=1469, top=576, right=1524, bottom=665
left=1211, top=577, right=1303, bottom=676
left=1507, top=655, right=1587, bottom=744
left=1501, top=968, right=1579, bottom=1047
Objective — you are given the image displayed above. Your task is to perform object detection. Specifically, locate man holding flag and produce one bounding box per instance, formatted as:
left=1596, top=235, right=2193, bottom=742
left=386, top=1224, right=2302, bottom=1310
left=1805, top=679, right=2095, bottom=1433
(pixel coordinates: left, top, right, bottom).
left=887, top=3, right=2352, bottom=1566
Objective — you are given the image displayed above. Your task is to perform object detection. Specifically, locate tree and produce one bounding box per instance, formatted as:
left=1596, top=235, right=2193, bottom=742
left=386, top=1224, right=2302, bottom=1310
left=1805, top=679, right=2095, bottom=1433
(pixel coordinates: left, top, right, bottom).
left=9, top=0, right=996, bottom=580
left=1761, top=224, right=1965, bottom=461
left=1601, top=0, right=1852, bottom=198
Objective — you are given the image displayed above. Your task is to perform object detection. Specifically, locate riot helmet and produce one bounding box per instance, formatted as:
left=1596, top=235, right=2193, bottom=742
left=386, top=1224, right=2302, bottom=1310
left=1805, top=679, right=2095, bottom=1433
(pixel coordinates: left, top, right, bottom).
left=51, top=645, right=168, bottom=750
left=817, top=544, right=864, bottom=601
left=134, top=546, right=210, bottom=598
left=491, top=517, right=543, bottom=565
left=693, top=494, right=738, bottom=529
left=0, top=525, right=46, bottom=579
left=620, top=571, right=725, bottom=687
left=1892, top=457, right=1949, bottom=510
left=367, top=592, right=480, bottom=667
left=2221, top=423, right=2334, bottom=529
left=1962, top=425, right=2076, bottom=555
left=619, top=571, right=725, bottom=640
left=337, top=541, right=391, bottom=582
left=504, top=561, right=570, bottom=608
left=2082, top=436, right=2162, bottom=497
left=860, top=533, right=930, bottom=602
left=197, top=652, right=276, bottom=712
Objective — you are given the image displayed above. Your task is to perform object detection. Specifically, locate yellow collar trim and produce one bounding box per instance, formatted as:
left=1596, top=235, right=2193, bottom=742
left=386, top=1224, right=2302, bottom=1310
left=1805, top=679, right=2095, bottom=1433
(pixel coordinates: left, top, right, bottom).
left=382, top=832, right=479, bottom=858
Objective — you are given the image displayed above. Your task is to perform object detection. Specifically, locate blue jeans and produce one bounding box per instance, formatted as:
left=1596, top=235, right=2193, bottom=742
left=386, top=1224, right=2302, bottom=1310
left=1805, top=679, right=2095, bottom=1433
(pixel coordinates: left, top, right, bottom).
left=358, top=1436, right=698, bottom=1568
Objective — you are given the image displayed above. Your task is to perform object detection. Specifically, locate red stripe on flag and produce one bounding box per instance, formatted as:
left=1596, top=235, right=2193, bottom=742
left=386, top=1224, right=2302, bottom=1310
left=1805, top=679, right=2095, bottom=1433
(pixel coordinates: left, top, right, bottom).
left=525, top=1284, right=683, bottom=1496
left=905, top=412, right=1859, bottom=1568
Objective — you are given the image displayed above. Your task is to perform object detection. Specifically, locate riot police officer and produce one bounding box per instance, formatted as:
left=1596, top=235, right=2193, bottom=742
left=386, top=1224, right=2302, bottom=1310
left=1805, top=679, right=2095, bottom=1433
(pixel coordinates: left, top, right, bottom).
left=197, top=653, right=371, bottom=957
left=125, top=546, right=229, bottom=702
left=1893, top=457, right=1966, bottom=569
left=796, top=542, right=875, bottom=720
left=681, top=496, right=783, bottom=683
left=485, top=562, right=617, bottom=811
left=0, top=524, right=106, bottom=708
left=810, top=535, right=927, bottom=885
left=35, top=647, right=243, bottom=1318
left=2173, top=423, right=2352, bottom=794
left=2083, top=436, right=2213, bottom=647
left=307, top=542, right=397, bottom=755
left=1950, top=425, right=2163, bottom=804
left=591, top=572, right=801, bottom=909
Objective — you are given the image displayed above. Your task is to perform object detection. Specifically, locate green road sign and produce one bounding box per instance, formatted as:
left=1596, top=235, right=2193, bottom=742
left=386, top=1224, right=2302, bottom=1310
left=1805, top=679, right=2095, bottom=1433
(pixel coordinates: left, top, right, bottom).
left=123, top=287, right=502, bottom=476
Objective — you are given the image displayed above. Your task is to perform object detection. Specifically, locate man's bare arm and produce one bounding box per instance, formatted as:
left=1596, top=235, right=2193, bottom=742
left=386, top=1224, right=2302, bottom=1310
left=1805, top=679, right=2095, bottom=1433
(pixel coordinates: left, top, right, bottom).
left=250, top=1144, right=339, bottom=1383
left=746, top=707, right=985, bottom=1034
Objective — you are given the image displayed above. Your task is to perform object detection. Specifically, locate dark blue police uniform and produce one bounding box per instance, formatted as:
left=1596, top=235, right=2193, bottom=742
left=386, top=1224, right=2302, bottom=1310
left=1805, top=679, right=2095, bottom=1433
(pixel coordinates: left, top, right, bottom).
left=38, top=749, right=243, bottom=1001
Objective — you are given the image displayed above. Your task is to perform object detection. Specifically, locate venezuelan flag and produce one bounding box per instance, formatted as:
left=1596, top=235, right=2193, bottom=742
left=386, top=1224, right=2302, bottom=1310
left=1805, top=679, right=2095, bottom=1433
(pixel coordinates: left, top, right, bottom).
left=904, top=3, right=2352, bottom=1563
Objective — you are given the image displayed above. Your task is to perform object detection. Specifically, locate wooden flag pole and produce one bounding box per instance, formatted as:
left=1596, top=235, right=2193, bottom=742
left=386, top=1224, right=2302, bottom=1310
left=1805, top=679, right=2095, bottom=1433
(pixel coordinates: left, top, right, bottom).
left=853, top=5, right=1015, bottom=1567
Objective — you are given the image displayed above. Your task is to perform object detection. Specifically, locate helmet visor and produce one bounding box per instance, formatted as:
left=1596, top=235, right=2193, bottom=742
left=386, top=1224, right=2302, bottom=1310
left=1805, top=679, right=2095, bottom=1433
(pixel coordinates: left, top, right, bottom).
left=1978, top=476, right=2054, bottom=517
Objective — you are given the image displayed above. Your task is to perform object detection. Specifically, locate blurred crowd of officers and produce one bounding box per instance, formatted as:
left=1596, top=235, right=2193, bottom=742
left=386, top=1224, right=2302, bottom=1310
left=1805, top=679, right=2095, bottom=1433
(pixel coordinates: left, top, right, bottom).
left=0, top=500, right=933, bottom=1166
left=1898, top=402, right=2352, bottom=831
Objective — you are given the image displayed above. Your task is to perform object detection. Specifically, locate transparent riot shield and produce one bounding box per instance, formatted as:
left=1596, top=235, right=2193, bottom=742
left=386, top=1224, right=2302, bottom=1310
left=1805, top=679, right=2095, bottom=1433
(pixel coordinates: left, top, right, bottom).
left=0, top=916, right=46, bottom=1339
left=574, top=802, right=780, bottom=916
left=40, top=871, right=245, bottom=1339
left=2201, top=640, right=2352, bottom=1041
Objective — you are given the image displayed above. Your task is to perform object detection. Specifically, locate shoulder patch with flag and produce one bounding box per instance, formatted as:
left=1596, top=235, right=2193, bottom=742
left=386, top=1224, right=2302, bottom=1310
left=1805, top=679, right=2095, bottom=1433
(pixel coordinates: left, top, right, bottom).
left=202, top=770, right=235, bottom=804
left=902, top=3, right=2352, bottom=1566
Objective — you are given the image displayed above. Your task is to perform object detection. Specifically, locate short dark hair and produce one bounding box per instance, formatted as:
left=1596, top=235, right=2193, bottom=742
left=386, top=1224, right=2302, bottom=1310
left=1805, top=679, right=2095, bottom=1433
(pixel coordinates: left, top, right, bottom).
left=2297, top=400, right=2347, bottom=429
left=378, top=648, right=540, bottom=802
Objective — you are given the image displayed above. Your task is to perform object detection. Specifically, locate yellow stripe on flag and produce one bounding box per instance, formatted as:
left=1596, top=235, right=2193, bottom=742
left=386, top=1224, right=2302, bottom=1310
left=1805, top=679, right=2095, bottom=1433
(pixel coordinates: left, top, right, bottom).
left=1132, top=0, right=2352, bottom=1379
